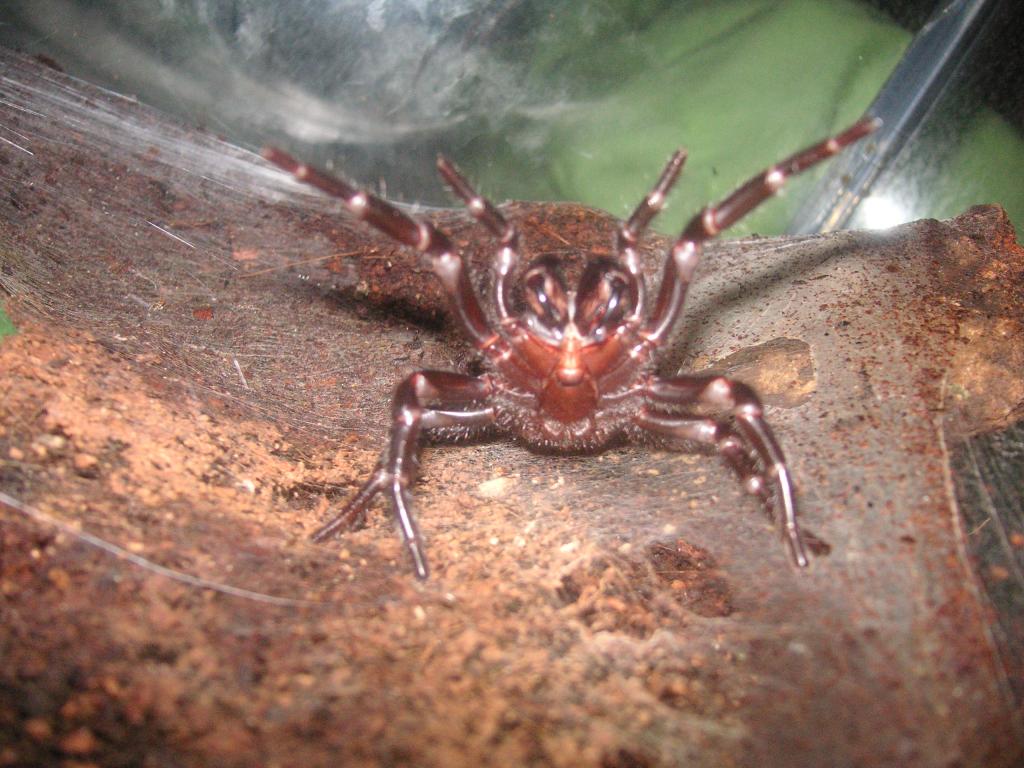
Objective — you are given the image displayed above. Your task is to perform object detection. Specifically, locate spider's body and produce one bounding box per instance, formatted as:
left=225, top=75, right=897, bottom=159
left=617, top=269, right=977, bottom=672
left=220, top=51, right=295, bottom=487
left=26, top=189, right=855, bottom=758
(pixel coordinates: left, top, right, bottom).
left=263, top=116, right=878, bottom=579
left=482, top=259, right=655, bottom=451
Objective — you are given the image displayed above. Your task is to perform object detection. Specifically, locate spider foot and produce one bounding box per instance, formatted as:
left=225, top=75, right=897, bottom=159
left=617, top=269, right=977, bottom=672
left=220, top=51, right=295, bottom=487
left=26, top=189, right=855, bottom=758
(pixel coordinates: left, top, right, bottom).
left=312, top=468, right=431, bottom=579
left=310, top=504, right=369, bottom=543
left=310, top=470, right=385, bottom=542
left=720, top=430, right=807, bottom=566
left=725, top=437, right=809, bottom=568
left=404, top=533, right=430, bottom=580
left=770, top=465, right=809, bottom=569
left=783, top=524, right=809, bottom=568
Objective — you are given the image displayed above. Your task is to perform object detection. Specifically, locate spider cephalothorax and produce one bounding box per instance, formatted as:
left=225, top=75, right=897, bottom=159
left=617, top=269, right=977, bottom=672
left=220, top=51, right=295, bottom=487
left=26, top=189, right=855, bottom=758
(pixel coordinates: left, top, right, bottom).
left=264, top=116, right=878, bottom=578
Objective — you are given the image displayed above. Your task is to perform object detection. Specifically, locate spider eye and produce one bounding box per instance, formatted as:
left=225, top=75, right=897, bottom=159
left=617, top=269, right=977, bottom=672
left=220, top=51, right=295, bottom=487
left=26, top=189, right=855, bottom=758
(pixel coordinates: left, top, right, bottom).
left=522, top=256, right=569, bottom=330
left=575, top=258, right=638, bottom=338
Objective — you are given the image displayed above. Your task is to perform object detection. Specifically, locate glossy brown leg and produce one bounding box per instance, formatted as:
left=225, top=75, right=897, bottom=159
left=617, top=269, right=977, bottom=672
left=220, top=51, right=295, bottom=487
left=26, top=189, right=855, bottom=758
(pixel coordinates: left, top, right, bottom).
left=644, top=117, right=880, bottom=344
left=617, top=149, right=687, bottom=318
left=436, top=156, right=521, bottom=324
left=262, top=147, right=501, bottom=354
left=635, top=414, right=771, bottom=500
left=312, top=371, right=494, bottom=579
left=639, top=374, right=809, bottom=567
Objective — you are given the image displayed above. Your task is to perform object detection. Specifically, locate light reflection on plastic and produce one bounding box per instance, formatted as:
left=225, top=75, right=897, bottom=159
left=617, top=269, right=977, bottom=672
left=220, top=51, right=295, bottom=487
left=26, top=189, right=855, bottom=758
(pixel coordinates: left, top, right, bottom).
left=858, top=195, right=911, bottom=230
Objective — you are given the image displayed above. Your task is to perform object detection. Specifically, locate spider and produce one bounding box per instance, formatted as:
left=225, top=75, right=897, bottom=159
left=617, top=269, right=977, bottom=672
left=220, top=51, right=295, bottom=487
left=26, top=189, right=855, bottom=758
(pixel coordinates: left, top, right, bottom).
left=263, top=116, right=879, bottom=579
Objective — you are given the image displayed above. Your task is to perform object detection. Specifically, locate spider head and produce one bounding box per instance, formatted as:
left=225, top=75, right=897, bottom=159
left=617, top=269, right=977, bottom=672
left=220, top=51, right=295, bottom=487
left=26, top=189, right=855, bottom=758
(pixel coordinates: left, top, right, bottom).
left=521, top=255, right=639, bottom=344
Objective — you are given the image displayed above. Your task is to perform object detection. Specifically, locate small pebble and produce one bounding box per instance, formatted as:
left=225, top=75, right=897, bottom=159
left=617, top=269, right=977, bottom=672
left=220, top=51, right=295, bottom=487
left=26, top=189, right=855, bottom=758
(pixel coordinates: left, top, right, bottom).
left=476, top=476, right=513, bottom=499
left=59, top=727, right=98, bottom=755
left=47, top=568, right=71, bottom=591
left=73, top=453, right=99, bottom=475
left=23, top=718, right=52, bottom=742
left=37, top=434, right=67, bottom=450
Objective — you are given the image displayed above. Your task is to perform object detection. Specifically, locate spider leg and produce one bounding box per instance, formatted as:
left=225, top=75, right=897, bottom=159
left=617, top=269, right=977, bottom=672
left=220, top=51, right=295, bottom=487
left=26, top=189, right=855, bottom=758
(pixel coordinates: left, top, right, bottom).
left=618, top=150, right=687, bottom=319
left=635, top=413, right=770, bottom=499
left=312, top=371, right=494, bottom=579
left=436, top=157, right=521, bottom=324
left=262, top=147, right=502, bottom=355
left=637, top=374, right=809, bottom=567
left=644, top=116, right=880, bottom=344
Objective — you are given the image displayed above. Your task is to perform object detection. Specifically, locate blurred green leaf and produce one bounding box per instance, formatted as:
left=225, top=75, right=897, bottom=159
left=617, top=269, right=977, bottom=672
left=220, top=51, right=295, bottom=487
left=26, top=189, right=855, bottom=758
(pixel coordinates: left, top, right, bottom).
left=0, top=303, right=15, bottom=340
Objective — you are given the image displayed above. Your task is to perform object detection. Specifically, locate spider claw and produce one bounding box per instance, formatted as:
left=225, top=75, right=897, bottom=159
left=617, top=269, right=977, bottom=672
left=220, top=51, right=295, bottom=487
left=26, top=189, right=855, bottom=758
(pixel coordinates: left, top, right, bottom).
left=311, top=472, right=384, bottom=542
left=310, top=523, right=338, bottom=543
left=406, top=540, right=431, bottom=580
left=788, top=530, right=810, bottom=568
left=309, top=523, right=339, bottom=543
left=310, top=508, right=365, bottom=542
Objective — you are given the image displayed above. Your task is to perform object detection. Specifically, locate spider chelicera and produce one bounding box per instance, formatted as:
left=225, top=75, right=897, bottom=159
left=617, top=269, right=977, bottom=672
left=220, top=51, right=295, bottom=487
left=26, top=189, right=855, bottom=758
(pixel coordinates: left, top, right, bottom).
left=263, top=116, right=878, bottom=579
